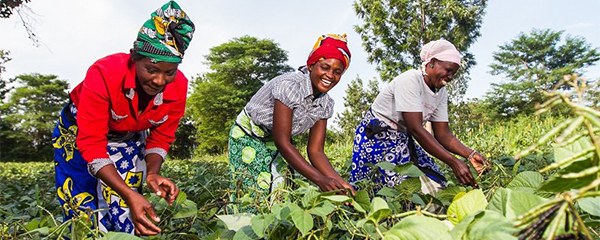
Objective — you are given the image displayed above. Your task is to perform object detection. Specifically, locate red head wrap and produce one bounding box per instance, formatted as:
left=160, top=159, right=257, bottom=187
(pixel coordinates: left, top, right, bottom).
left=306, top=34, right=351, bottom=72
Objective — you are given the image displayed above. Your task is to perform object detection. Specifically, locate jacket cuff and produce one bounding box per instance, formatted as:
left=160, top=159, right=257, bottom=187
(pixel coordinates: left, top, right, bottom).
left=144, top=147, right=167, bottom=161
left=87, top=158, right=114, bottom=177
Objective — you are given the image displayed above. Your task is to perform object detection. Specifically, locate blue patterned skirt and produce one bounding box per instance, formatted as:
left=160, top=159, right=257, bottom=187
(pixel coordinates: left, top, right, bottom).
left=52, top=103, right=147, bottom=234
left=349, top=110, right=446, bottom=191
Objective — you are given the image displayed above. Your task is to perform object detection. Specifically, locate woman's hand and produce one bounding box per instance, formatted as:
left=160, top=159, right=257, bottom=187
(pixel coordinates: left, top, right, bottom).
left=146, top=173, right=179, bottom=205
left=125, top=192, right=161, bottom=235
left=450, top=160, right=477, bottom=187
left=315, top=175, right=346, bottom=193
left=469, top=152, right=490, bottom=175
left=338, top=178, right=356, bottom=196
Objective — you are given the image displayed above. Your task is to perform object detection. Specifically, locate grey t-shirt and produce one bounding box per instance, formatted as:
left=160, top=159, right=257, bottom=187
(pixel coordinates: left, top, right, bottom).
left=371, top=69, right=448, bottom=131
left=244, top=67, right=334, bottom=136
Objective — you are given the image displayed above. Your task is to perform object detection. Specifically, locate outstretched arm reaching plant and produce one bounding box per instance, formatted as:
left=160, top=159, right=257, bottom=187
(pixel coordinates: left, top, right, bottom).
left=431, top=121, right=490, bottom=174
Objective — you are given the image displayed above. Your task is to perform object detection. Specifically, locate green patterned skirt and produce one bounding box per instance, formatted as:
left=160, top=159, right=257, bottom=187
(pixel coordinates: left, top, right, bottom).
left=228, top=110, right=289, bottom=212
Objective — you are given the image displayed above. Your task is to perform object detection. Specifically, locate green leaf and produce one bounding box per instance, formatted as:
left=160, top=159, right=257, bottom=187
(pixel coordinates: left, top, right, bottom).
left=289, top=202, right=313, bottom=236
left=233, top=225, right=260, bottom=240
left=578, top=197, right=600, bottom=217
left=301, top=188, right=320, bottom=208
left=395, top=178, right=422, bottom=196
left=436, top=186, right=467, bottom=206
left=506, top=171, right=544, bottom=192
left=447, top=189, right=487, bottom=225
left=217, top=213, right=254, bottom=231
left=354, top=190, right=371, bottom=212
left=175, top=190, right=187, bottom=205
left=271, top=203, right=284, bottom=219
left=450, top=210, right=517, bottom=240
left=369, top=197, right=391, bottom=222
left=321, top=195, right=351, bottom=203
left=309, top=201, right=336, bottom=219
left=100, top=232, right=143, bottom=240
left=487, top=188, right=546, bottom=220
left=251, top=214, right=274, bottom=238
left=393, top=163, right=425, bottom=177
left=172, top=199, right=198, bottom=219
left=377, top=187, right=399, bottom=197
left=384, top=215, right=452, bottom=240
left=376, top=161, right=396, bottom=171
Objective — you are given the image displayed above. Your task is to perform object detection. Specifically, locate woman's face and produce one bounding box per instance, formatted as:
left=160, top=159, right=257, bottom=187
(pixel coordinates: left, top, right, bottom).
left=426, top=59, right=460, bottom=89
left=134, top=58, right=179, bottom=96
left=309, top=58, right=344, bottom=96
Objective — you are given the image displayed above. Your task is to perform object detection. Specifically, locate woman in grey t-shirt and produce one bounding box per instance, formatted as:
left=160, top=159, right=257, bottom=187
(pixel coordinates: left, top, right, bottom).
left=349, top=39, right=489, bottom=194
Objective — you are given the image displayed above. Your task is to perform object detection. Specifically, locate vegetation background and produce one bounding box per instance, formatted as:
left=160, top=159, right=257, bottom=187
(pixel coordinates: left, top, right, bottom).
left=1, top=0, right=600, bottom=239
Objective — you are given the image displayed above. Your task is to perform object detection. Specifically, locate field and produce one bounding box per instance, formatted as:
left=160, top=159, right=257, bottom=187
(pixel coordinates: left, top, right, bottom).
left=1, top=83, right=600, bottom=240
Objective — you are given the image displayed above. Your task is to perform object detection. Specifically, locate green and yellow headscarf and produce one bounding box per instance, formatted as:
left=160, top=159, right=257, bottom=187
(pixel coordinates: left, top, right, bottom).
left=134, top=1, right=195, bottom=63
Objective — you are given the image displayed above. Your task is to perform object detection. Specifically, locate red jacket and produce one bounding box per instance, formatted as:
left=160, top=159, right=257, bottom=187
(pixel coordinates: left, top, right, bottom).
left=70, top=53, right=188, bottom=163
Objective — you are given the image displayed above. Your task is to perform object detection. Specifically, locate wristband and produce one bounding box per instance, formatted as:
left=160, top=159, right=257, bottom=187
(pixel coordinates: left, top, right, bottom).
left=467, top=150, right=478, bottom=162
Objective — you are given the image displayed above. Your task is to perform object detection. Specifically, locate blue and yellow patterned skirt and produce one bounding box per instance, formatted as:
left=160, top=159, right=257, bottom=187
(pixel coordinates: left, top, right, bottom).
left=349, top=110, right=447, bottom=192
left=52, top=103, right=147, bottom=234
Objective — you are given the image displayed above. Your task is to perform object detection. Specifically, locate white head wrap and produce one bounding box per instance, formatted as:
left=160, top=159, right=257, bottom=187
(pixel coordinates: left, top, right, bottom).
left=420, top=39, right=462, bottom=73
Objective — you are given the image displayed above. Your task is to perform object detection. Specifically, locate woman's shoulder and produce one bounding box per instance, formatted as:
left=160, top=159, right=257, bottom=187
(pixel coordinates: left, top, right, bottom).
left=92, top=53, right=130, bottom=68
left=393, top=69, right=422, bottom=82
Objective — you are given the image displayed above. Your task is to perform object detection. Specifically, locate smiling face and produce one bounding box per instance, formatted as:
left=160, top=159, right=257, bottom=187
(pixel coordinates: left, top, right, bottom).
left=134, top=57, right=179, bottom=96
left=424, top=59, right=460, bottom=89
left=308, top=58, right=344, bottom=96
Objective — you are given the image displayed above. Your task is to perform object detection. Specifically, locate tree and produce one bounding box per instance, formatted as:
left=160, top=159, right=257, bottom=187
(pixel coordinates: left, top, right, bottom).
left=1, top=0, right=39, bottom=46
left=0, top=0, right=30, bottom=18
left=0, top=50, right=11, bottom=101
left=0, top=73, right=69, bottom=161
left=187, top=36, right=293, bottom=153
left=353, top=0, right=487, bottom=102
left=485, top=29, right=600, bottom=118
left=335, top=76, right=380, bottom=136
left=169, top=114, right=196, bottom=159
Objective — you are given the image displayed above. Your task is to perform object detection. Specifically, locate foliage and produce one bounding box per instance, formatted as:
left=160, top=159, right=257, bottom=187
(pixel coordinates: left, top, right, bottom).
left=0, top=49, right=11, bottom=101
left=485, top=29, right=600, bottom=118
left=0, top=73, right=69, bottom=161
left=353, top=0, right=487, bottom=101
left=0, top=0, right=30, bottom=18
left=187, top=36, right=293, bottom=153
left=335, top=76, right=379, bottom=136
left=169, top=114, right=196, bottom=159
left=2, top=77, right=600, bottom=240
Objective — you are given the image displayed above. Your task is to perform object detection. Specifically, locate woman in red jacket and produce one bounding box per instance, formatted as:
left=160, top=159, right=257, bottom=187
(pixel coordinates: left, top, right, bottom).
left=52, top=1, right=194, bottom=235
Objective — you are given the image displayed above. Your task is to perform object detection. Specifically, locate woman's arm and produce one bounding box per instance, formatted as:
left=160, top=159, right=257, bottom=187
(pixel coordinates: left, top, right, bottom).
left=402, top=112, right=476, bottom=186
left=145, top=153, right=179, bottom=204
left=96, top=165, right=161, bottom=235
left=307, top=119, right=355, bottom=195
left=272, top=100, right=346, bottom=193
left=431, top=121, right=489, bottom=174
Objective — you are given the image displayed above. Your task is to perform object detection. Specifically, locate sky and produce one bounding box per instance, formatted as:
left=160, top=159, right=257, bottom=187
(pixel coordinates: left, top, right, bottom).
left=1, top=0, right=599, bottom=127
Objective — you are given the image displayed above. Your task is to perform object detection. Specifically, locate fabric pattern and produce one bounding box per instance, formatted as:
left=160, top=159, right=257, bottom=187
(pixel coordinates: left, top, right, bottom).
left=134, top=0, right=195, bottom=63
left=244, top=67, right=334, bottom=136
left=349, top=110, right=447, bottom=193
left=53, top=103, right=147, bottom=234
left=307, top=34, right=351, bottom=72
left=228, top=111, right=288, bottom=213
